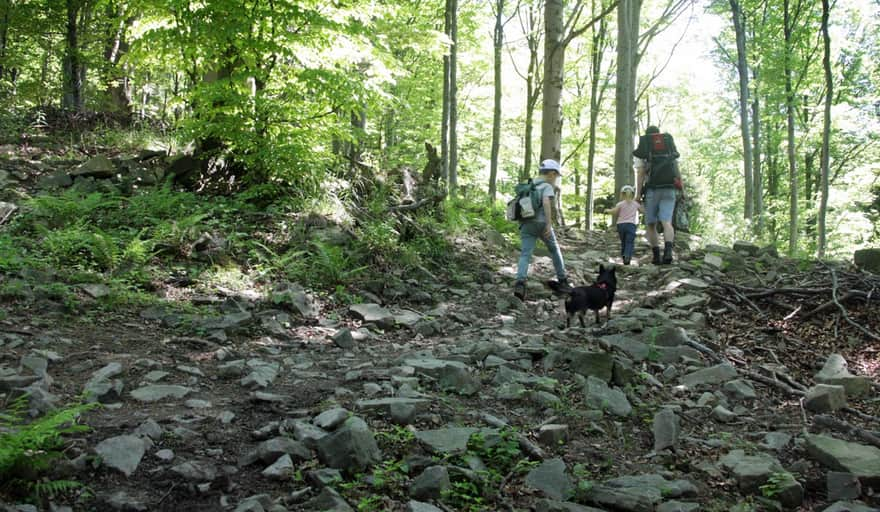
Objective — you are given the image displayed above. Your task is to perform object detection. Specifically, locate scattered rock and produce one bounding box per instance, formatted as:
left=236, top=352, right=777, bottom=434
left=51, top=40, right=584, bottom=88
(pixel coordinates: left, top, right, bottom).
left=712, top=405, right=737, bottom=423
left=241, top=360, right=280, bottom=389
left=169, top=460, right=218, bottom=482
left=409, top=465, right=451, bottom=500
left=525, top=458, right=573, bottom=500
left=349, top=303, right=394, bottom=326
left=314, top=408, right=350, bottom=430
left=827, top=472, right=862, bottom=501
left=535, top=500, right=608, bottom=512
left=815, top=354, right=871, bottom=398
left=303, top=487, right=354, bottom=512
left=569, top=350, right=615, bottom=380
left=129, top=385, right=192, bottom=402
left=583, top=376, right=631, bottom=417
left=261, top=454, right=294, bottom=479
left=332, top=328, right=355, bottom=349
left=805, top=434, right=880, bottom=485
left=538, top=424, right=569, bottom=446
left=652, top=408, right=680, bottom=452
left=315, top=417, right=382, bottom=472
left=804, top=384, right=848, bottom=413
left=94, top=435, right=145, bottom=476
left=71, top=156, right=116, bottom=179
left=416, top=427, right=479, bottom=455
left=406, top=501, right=445, bottom=512
left=271, top=282, right=319, bottom=319
left=681, top=363, right=738, bottom=388
left=240, top=437, right=311, bottom=466
left=722, top=379, right=757, bottom=401
left=720, top=450, right=802, bottom=507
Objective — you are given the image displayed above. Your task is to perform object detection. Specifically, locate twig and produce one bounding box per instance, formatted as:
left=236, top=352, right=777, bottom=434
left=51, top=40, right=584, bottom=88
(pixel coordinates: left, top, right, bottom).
left=741, top=369, right=805, bottom=397
left=813, top=414, right=880, bottom=448
left=825, top=264, right=880, bottom=342
left=157, top=482, right=178, bottom=505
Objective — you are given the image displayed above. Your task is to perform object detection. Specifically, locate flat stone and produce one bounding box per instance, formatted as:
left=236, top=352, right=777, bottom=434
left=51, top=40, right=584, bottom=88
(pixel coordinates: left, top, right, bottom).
left=261, top=454, right=294, bottom=479
left=805, top=434, right=880, bottom=485
left=241, top=360, right=280, bottom=389
left=681, top=363, right=738, bottom=388
left=535, top=500, right=608, bottom=512
left=406, top=501, right=445, bottom=512
left=723, top=379, right=757, bottom=401
left=416, top=427, right=479, bottom=455
left=821, top=502, right=880, bottom=512
left=315, top=417, right=382, bottom=472
left=95, top=435, right=145, bottom=476
left=349, top=303, right=393, bottom=324
left=657, top=502, right=700, bottom=512
left=652, top=408, right=680, bottom=451
left=538, top=424, right=569, bottom=446
left=355, top=397, right=430, bottom=416
left=712, top=405, right=737, bottom=423
left=314, top=408, right=350, bottom=430
left=719, top=449, right=785, bottom=492
left=80, top=283, right=111, bottom=298
left=409, top=465, right=451, bottom=500
left=854, top=248, right=880, bottom=273
left=303, top=487, right=353, bottom=512
left=669, top=294, right=707, bottom=309
left=129, top=385, right=192, bottom=402
left=827, top=472, right=862, bottom=501
left=704, top=253, right=724, bottom=268
left=240, top=437, right=311, bottom=466
left=761, top=432, right=792, bottom=451
left=525, top=458, right=574, bottom=500
left=583, top=376, right=631, bottom=417
left=169, top=460, right=218, bottom=482
left=332, top=328, right=355, bottom=349
left=599, top=336, right=648, bottom=363
left=71, top=155, right=116, bottom=178
left=805, top=384, right=848, bottom=413
left=815, top=354, right=871, bottom=398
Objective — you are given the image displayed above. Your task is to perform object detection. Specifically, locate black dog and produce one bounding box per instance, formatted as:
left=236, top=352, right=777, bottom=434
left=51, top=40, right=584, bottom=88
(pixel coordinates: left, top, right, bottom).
left=546, top=265, right=617, bottom=327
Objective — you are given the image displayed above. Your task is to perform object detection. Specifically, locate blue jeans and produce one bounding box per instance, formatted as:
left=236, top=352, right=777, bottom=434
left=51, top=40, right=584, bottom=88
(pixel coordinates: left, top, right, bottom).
left=617, top=223, right=636, bottom=259
left=516, top=222, right=566, bottom=282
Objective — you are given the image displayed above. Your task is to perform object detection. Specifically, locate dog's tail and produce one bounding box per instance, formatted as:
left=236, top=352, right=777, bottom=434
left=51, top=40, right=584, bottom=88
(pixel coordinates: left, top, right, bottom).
left=545, top=280, right=573, bottom=296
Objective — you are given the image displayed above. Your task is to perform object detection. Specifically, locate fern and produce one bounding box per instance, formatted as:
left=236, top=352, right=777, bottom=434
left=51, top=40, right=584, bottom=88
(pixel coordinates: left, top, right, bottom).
left=0, top=396, right=98, bottom=502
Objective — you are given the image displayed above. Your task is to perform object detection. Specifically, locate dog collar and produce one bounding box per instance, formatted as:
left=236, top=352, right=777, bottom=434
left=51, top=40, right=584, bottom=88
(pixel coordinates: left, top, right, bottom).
left=597, top=283, right=608, bottom=289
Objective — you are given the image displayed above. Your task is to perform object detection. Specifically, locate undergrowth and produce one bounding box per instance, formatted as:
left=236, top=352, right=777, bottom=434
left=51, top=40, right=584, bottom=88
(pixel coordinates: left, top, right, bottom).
left=0, top=396, right=99, bottom=504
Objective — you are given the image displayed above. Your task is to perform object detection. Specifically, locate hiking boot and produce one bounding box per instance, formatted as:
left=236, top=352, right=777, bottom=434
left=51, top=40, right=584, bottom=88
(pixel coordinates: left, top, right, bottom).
left=513, top=281, right=526, bottom=301
left=651, top=246, right=661, bottom=265
left=623, top=256, right=631, bottom=265
left=662, top=241, right=674, bottom=264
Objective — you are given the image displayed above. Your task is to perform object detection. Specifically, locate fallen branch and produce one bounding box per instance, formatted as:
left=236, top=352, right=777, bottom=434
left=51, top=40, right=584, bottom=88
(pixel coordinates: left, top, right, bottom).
left=741, top=369, right=805, bottom=397
left=825, top=264, right=880, bottom=342
left=812, top=414, right=880, bottom=449
left=478, top=412, right=547, bottom=460
left=801, top=290, right=873, bottom=318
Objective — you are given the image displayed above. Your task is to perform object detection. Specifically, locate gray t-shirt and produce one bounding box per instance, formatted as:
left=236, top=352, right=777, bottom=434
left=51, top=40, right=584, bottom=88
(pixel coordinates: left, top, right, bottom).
left=530, top=177, right=555, bottom=224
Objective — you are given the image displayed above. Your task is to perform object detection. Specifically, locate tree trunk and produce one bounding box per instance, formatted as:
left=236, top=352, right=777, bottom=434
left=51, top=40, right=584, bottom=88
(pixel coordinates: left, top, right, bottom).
left=783, top=0, right=798, bottom=256
left=817, top=0, right=832, bottom=258
left=540, top=0, right=564, bottom=162
left=613, top=0, right=641, bottom=194
left=730, top=0, right=754, bottom=220
left=448, top=0, right=459, bottom=197
left=585, top=11, right=608, bottom=231
left=440, top=0, right=452, bottom=185
left=103, top=2, right=133, bottom=116
left=0, top=0, right=9, bottom=82
left=489, top=0, right=504, bottom=203
left=62, top=0, right=84, bottom=111
left=752, top=68, right=763, bottom=236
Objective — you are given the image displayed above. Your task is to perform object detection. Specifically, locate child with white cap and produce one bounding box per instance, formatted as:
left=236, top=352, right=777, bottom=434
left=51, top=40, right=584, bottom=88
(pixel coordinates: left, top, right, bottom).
left=605, top=185, right=644, bottom=265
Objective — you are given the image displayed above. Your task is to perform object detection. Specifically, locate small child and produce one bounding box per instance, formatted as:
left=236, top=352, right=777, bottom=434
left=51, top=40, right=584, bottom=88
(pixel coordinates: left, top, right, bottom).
left=605, top=185, right=644, bottom=265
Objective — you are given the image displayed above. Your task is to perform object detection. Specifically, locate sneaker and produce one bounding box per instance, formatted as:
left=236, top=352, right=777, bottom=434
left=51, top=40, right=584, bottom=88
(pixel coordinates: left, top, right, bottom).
left=513, top=281, right=526, bottom=301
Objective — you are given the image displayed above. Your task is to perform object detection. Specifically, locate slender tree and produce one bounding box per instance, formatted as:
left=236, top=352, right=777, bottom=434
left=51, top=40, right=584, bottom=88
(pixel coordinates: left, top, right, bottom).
left=613, top=0, right=641, bottom=194
left=540, top=0, right=564, bottom=162
left=448, top=0, right=459, bottom=196
left=783, top=0, right=799, bottom=256
left=730, top=0, right=753, bottom=220
left=440, top=0, right=452, bottom=185
left=817, top=0, right=832, bottom=257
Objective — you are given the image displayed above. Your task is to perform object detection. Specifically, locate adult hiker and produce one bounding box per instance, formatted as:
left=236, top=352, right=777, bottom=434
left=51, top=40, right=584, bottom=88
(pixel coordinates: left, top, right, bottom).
left=633, top=125, right=684, bottom=264
left=513, top=159, right=568, bottom=301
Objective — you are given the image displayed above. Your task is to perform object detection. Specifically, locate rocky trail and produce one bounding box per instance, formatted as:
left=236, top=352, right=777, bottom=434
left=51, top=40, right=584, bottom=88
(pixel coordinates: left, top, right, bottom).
left=1, top=150, right=879, bottom=512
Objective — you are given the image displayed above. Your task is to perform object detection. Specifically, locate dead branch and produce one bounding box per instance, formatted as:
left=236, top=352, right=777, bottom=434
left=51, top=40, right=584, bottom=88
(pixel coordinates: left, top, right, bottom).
left=824, top=264, right=880, bottom=342
left=812, top=414, right=880, bottom=449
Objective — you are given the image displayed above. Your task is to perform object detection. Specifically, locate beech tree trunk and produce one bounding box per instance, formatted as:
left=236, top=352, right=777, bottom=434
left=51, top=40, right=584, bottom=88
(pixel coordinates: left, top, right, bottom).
left=752, top=68, right=763, bottom=235
left=440, top=0, right=452, bottom=185
left=817, top=0, right=832, bottom=258
left=448, top=0, right=459, bottom=197
left=613, top=0, right=641, bottom=194
left=489, top=0, right=504, bottom=202
left=540, top=0, right=564, bottom=162
left=730, top=0, right=754, bottom=220
left=783, top=0, right=798, bottom=256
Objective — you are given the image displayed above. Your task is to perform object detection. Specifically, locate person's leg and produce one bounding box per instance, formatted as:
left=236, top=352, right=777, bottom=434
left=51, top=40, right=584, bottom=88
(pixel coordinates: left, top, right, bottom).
left=541, top=227, right=567, bottom=282
left=623, top=223, right=636, bottom=264
left=656, top=189, right=677, bottom=263
left=516, top=223, right=539, bottom=282
left=616, top=224, right=627, bottom=258
left=644, top=189, right=661, bottom=264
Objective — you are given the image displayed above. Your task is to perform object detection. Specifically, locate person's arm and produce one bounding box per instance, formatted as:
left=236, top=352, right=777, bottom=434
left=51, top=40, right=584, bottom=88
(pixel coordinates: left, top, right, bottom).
left=543, top=195, right=554, bottom=237
left=636, top=201, right=645, bottom=213
left=605, top=204, right=621, bottom=215
left=636, top=167, right=647, bottom=199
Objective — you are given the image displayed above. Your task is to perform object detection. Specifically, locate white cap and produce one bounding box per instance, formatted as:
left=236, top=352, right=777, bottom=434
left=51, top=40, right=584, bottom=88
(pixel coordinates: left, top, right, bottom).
left=539, top=159, right=562, bottom=175
left=621, top=185, right=635, bottom=194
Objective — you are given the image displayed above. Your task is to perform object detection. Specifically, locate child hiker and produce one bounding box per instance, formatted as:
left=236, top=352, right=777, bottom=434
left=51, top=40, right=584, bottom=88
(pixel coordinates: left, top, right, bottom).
left=606, top=185, right=644, bottom=265
left=514, top=159, right=569, bottom=301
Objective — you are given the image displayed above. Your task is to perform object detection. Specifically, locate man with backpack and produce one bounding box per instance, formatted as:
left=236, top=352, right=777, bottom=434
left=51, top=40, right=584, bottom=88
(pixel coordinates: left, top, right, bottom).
left=633, top=126, right=684, bottom=265
left=510, top=159, right=568, bottom=301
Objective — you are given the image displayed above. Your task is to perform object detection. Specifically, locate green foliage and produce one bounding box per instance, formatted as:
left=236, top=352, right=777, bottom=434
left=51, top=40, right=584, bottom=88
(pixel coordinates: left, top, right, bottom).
left=0, top=396, right=98, bottom=503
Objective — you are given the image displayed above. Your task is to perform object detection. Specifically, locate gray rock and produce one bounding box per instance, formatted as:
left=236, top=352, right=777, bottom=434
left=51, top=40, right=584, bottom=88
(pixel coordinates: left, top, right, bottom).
left=600, top=336, right=649, bottom=362
left=668, top=294, right=707, bottom=309
left=404, top=358, right=480, bottom=395
left=303, top=487, right=353, bottom=512
left=71, top=156, right=116, bottom=179
left=84, top=362, right=125, bottom=403
left=409, top=465, right=451, bottom=500
left=271, top=282, right=319, bottom=319
left=712, top=405, right=737, bottom=423
left=314, top=408, right=350, bottom=430
left=681, top=363, right=738, bottom=388
left=761, top=432, right=792, bottom=452
left=827, top=472, right=862, bottom=501
left=815, top=354, right=871, bottom=398
left=657, top=502, right=700, bottom=512
left=234, top=495, right=273, bottom=512
left=652, top=408, right=680, bottom=452
left=805, top=434, right=880, bottom=485
left=355, top=397, right=431, bottom=417
left=390, top=401, right=418, bottom=425
left=569, top=350, right=614, bottom=381
left=822, top=502, right=880, bottom=512
left=315, top=417, right=381, bottom=472
left=332, top=328, right=355, bottom=349
left=416, top=427, right=479, bottom=455
left=805, top=384, right=848, bottom=413
left=169, top=460, right=218, bottom=482
left=654, top=326, right=690, bottom=347
left=723, top=379, right=757, bottom=401
left=307, top=467, right=343, bottom=487
left=133, top=419, right=163, bottom=440
left=733, top=241, right=761, bottom=255
left=349, top=303, right=394, bottom=325
left=535, top=500, right=608, bottom=512
left=261, top=454, right=294, bottom=479
left=538, top=424, right=569, bottom=446
left=583, top=376, right=631, bottom=417
left=719, top=449, right=787, bottom=493
left=704, top=253, right=724, bottom=268
left=155, top=449, right=175, bottom=462
left=241, top=360, right=280, bottom=389
left=854, top=248, right=880, bottom=273
left=102, top=491, right=148, bottom=511
left=240, top=437, right=311, bottom=466
left=129, top=385, right=192, bottom=402
left=525, top=458, right=573, bottom=500
left=94, top=435, right=145, bottom=476
left=406, top=501, right=445, bottom=512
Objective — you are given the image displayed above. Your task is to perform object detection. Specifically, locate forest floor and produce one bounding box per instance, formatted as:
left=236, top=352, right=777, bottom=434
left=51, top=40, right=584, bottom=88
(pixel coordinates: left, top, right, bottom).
left=1, top=145, right=879, bottom=512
